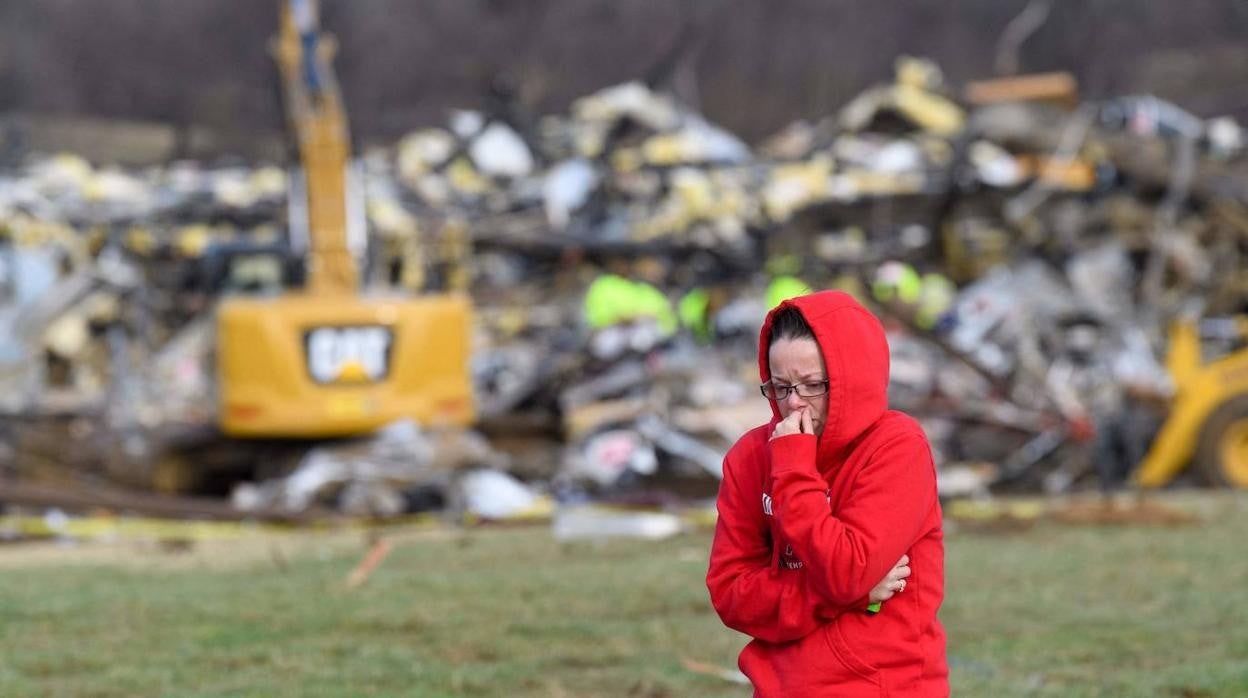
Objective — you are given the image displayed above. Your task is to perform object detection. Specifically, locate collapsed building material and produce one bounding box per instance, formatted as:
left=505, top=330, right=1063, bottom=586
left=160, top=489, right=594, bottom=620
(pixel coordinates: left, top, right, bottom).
left=552, top=505, right=684, bottom=541
left=230, top=420, right=508, bottom=518
left=0, top=55, right=1245, bottom=509
left=0, top=476, right=322, bottom=522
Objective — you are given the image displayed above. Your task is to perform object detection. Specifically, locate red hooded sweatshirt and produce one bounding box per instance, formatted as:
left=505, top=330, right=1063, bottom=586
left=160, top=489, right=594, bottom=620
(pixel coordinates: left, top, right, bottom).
left=707, top=291, right=948, bottom=697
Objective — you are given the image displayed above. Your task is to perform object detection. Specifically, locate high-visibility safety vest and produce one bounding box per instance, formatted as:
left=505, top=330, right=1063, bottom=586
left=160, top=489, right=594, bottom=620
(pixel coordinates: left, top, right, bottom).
left=679, top=288, right=712, bottom=342
left=916, top=272, right=955, bottom=329
left=766, top=275, right=811, bottom=310
left=584, top=274, right=678, bottom=335
left=872, top=261, right=922, bottom=305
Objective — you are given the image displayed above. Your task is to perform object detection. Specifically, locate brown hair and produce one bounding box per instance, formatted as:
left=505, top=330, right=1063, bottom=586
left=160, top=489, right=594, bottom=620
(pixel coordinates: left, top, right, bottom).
left=767, top=306, right=814, bottom=347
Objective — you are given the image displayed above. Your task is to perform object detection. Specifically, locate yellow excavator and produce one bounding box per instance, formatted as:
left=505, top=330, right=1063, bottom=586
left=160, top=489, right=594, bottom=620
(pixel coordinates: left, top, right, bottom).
left=215, top=0, right=473, bottom=439
left=1135, top=317, right=1248, bottom=489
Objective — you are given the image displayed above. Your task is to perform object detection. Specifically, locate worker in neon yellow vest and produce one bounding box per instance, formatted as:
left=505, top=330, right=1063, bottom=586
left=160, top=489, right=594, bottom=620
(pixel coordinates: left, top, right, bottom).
left=584, top=271, right=678, bottom=359
left=766, top=274, right=812, bottom=310
left=872, top=261, right=955, bottom=331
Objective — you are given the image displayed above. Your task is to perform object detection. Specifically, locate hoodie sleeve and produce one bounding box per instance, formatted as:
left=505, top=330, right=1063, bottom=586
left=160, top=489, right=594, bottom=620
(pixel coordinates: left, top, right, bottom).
left=768, top=429, right=937, bottom=608
left=707, top=441, right=848, bottom=644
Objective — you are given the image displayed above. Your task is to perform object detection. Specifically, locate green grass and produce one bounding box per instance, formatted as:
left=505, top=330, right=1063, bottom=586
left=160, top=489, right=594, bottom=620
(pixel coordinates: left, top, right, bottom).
left=2, top=492, right=1247, bottom=697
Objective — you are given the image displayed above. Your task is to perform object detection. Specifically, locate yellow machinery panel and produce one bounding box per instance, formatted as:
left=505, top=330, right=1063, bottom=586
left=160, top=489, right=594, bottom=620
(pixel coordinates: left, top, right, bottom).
left=1135, top=318, right=1248, bottom=488
left=217, top=293, right=474, bottom=438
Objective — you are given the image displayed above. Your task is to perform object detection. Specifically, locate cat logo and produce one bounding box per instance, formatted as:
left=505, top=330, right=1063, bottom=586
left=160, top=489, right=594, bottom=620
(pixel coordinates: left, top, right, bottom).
left=305, top=326, right=393, bottom=384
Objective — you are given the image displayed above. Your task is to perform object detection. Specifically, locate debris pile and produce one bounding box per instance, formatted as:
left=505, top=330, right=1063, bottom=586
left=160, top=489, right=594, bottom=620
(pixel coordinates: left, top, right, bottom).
left=3, top=55, right=1248, bottom=522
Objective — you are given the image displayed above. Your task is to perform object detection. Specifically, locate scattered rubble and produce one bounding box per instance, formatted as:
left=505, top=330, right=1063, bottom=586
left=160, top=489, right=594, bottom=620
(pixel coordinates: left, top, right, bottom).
left=552, top=505, right=685, bottom=542
left=3, top=55, right=1248, bottom=522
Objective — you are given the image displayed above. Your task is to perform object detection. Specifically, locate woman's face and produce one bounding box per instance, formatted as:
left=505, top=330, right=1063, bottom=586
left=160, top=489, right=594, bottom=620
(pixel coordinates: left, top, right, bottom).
left=767, top=337, right=829, bottom=436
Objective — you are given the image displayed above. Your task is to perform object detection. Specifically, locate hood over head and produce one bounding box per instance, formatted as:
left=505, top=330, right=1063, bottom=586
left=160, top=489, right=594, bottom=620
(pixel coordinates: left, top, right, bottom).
left=759, top=290, right=891, bottom=461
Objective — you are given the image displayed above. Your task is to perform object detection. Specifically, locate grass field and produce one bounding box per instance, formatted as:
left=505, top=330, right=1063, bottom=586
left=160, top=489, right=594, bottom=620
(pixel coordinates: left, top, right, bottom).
left=1, top=491, right=1247, bottom=697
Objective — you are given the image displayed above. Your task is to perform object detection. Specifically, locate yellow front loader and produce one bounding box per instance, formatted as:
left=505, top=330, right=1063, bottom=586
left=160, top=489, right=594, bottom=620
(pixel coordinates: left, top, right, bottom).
left=1135, top=316, right=1248, bottom=489
left=216, top=0, right=473, bottom=439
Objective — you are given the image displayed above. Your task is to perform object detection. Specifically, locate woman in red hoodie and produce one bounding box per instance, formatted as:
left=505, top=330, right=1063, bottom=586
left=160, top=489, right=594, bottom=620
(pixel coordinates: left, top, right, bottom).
left=707, top=291, right=948, bottom=697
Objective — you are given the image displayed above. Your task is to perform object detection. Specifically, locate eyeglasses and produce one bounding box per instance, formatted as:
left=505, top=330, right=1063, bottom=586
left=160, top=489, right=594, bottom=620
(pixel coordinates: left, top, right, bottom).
left=760, top=380, right=829, bottom=401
